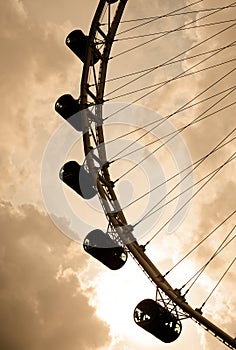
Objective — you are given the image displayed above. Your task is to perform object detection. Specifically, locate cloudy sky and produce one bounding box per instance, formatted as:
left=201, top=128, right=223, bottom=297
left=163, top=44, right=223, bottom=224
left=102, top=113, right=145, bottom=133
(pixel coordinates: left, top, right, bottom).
left=0, top=1, right=235, bottom=350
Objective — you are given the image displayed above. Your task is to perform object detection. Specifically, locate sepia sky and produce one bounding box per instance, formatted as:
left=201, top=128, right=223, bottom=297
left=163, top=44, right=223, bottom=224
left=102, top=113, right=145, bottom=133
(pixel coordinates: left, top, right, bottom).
left=0, top=1, right=235, bottom=350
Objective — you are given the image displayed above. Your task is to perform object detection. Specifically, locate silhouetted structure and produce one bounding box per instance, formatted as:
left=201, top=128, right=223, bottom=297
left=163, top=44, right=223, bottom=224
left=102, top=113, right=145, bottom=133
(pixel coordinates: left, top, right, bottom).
left=83, top=229, right=128, bottom=270
left=55, top=94, right=83, bottom=131
left=66, top=30, right=100, bottom=65
left=134, top=299, right=182, bottom=343
left=59, top=160, right=97, bottom=199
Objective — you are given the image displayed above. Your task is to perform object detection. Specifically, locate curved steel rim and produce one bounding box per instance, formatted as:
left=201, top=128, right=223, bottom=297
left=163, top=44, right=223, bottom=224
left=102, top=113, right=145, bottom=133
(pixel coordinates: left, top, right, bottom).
left=77, top=1, right=236, bottom=348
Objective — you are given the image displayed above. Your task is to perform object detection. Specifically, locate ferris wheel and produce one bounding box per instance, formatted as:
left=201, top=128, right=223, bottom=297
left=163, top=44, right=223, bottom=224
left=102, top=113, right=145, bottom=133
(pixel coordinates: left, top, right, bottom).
left=54, top=0, right=236, bottom=348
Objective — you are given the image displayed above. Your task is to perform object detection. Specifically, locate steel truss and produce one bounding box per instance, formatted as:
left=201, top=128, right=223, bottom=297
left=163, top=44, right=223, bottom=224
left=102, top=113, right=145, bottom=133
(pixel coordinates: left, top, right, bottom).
left=72, top=0, right=236, bottom=348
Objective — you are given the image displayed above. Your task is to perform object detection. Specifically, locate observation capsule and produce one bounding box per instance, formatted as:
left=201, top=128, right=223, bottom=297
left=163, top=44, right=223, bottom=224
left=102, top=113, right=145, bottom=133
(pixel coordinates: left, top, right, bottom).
left=83, top=229, right=128, bottom=270
left=55, top=94, right=82, bottom=131
left=59, top=160, right=97, bottom=199
left=66, top=29, right=100, bottom=65
left=134, top=299, right=182, bottom=343
left=55, top=94, right=95, bottom=131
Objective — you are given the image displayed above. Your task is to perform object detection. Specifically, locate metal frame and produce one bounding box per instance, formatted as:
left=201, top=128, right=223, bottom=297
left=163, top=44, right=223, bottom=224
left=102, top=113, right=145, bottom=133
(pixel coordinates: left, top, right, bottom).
left=75, top=0, right=236, bottom=348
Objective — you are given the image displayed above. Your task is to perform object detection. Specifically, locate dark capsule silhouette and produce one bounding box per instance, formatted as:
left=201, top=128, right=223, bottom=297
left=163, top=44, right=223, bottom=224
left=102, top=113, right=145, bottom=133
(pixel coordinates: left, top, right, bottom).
left=55, top=94, right=83, bottom=131
left=59, top=160, right=97, bottom=199
left=55, top=94, right=95, bottom=131
left=83, top=229, right=128, bottom=270
left=66, top=29, right=100, bottom=65
left=134, top=299, right=182, bottom=343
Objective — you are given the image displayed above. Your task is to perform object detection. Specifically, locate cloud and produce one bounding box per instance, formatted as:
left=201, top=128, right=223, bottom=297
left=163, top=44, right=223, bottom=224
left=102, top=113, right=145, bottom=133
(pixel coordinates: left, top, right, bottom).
left=0, top=201, right=111, bottom=350
left=0, top=0, right=82, bottom=206
left=0, top=1, right=235, bottom=349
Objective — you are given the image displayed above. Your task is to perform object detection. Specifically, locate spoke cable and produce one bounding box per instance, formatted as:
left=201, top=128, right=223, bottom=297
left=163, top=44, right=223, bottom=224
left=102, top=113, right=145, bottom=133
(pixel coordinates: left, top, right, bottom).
left=107, top=67, right=236, bottom=164
left=104, top=26, right=236, bottom=121
left=121, top=129, right=235, bottom=212
left=200, top=257, right=236, bottom=309
left=115, top=87, right=236, bottom=165
left=116, top=19, right=236, bottom=41
left=111, top=3, right=236, bottom=59
left=112, top=68, right=236, bottom=180
left=106, top=57, right=236, bottom=101
left=112, top=88, right=236, bottom=162
left=103, top=87, right=236, bottom=157
left=180, top=226, right=236, bottom=295
left=123, top=136, right=236, bottom=210
left=108, top=25, right=236, bottom=99
left=164, top=211, right=236, bottom=276
left=141, top=152, right=236, bottom=245
left=132, top=153, right=236, bottom=232
left=101, top=43, right=236, bottom=85
left=116, top=0, right=204, bottom=35
left=115, top=5, right=236, bottom=26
